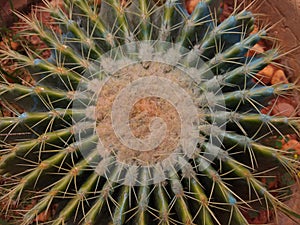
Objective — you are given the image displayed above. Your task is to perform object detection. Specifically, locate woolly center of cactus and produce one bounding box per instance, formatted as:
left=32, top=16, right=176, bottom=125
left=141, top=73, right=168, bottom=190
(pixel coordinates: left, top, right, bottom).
left=73, top=41, right=223, bottom=185
left=95, top=62, right=197, bottom=165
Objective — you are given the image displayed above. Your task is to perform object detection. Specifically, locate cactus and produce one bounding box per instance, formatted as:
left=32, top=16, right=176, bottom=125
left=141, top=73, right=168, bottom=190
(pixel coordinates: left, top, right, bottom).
left=0, top=0, right=300, bottom=224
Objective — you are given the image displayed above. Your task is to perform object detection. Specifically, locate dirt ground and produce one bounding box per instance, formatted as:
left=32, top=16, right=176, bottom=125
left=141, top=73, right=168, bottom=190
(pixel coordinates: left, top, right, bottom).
left=276, top=184, right=300, bottom=225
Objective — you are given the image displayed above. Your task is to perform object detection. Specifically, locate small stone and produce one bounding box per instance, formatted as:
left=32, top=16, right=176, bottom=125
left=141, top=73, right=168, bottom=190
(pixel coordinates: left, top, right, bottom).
left=1, top=37, right=19, bottom=50
left=186, top=0, right=199, bottom=14
left=50, top=0, right=64, bottom=8
left=271, top=69, right=288, bottom=85
left=30, top=35, right=40, bottom=46
left=0, top=41, right=5, bottom=48
left=10, top=41, right=19, bottom=50
left=272, top=102, right=295, bottom=117
left=250, top=25, right=259, bottom=34
left=261, top=106, right=271, bottom=115
left=283, top=139, right=300, bottom=155
left=246, top=43, right=265, bottom=57
left=34, top=210, right=51, bottom=223
left=252, top=44, right=265, bottom=53
left=256, top=65, right=275, bottom=84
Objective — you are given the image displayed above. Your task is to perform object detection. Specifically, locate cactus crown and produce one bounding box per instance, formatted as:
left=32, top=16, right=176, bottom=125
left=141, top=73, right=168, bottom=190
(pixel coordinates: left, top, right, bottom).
left=0, top=0, right=299, bottom=224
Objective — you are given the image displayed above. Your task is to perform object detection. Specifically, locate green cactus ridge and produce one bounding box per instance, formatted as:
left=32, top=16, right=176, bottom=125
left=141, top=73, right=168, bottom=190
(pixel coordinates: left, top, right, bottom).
left=0, top=0, right=299, bottom=224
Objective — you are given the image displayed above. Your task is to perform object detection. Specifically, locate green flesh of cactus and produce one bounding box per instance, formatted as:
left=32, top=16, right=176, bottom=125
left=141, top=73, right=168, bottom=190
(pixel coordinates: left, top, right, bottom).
left=0, top=0, right=300, bottom=224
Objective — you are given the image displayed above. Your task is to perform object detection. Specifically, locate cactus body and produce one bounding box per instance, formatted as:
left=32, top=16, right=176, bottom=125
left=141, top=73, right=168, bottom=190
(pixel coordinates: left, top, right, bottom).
left=0, top=0, right=299, bottom=225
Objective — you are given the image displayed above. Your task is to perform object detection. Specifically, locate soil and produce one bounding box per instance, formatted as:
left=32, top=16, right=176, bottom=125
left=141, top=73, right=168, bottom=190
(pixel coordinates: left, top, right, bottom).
left=0, top=1, right=35, bottom=27
left=276, top=184, right=300, bottom=225
left=247, top=1, right=300, bottom=224
left=248, top=0, right=300, bottom=83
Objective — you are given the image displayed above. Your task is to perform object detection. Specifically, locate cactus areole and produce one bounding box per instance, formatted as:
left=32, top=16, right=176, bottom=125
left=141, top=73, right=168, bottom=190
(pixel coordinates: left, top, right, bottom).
left=0, top=0, right=299, bottom=224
